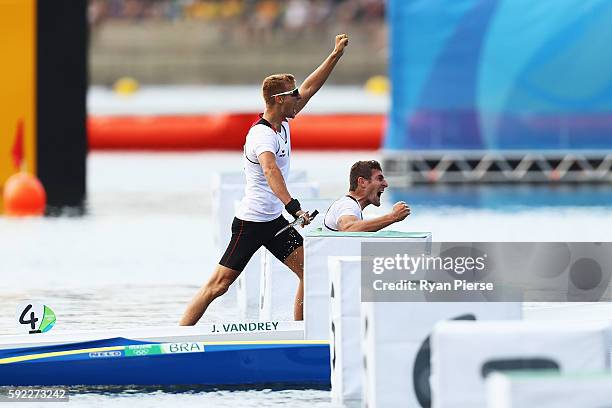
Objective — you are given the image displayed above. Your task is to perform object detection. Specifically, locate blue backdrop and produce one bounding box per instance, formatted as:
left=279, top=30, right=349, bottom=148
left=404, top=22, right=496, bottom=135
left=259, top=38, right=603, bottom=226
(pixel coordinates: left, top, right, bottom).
left=385, top=0, right=612, bottom=150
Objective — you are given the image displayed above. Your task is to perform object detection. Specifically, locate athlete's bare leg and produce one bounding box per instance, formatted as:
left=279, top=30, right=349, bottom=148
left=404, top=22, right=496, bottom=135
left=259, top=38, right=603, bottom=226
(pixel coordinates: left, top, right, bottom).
left=283, top=246, right=304, bottom=321
left=179, top=264, right=241, bottom=326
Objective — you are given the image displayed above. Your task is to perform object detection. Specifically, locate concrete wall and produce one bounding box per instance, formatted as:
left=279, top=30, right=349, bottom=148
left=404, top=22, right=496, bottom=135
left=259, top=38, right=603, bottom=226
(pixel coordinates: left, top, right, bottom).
left=89, top=21, right=387, bottom=85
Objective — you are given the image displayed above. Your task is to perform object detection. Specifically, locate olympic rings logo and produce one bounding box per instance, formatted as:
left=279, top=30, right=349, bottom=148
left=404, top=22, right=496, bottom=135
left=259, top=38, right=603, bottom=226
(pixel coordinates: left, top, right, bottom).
left=130, top=349, right=151, bottom=356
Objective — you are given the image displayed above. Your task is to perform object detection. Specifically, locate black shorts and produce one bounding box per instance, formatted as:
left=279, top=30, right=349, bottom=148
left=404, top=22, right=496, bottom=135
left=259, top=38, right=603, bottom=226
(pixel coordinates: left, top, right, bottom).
left=219, top=215, right=304, bottom=272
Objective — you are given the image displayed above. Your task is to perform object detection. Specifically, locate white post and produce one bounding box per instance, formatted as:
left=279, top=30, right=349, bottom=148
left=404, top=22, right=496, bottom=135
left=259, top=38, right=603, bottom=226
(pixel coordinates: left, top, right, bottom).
left=304, top=230, right=433, bottom=340
left=486, top=371, right=612, bottom=408
left=361, top=303, right=522, bottom=408
left=431, top=320, right=609, bottom=408
left=328, top=256, right=363, bottom=404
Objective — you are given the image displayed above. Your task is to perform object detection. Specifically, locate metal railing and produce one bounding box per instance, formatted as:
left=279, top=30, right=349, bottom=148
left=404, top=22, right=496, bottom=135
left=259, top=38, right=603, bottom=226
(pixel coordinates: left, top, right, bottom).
left=383, top=151, right=612, bottom=185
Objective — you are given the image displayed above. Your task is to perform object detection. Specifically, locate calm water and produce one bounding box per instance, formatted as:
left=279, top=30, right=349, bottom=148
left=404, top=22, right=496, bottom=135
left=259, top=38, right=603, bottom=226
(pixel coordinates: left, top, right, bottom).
left=2, top=151, right=612, bottom=407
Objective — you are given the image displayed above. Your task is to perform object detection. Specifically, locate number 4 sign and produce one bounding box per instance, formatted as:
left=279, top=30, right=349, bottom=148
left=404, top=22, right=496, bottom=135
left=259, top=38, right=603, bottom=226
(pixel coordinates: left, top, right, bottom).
left=15, top=301, right=56, bottom=334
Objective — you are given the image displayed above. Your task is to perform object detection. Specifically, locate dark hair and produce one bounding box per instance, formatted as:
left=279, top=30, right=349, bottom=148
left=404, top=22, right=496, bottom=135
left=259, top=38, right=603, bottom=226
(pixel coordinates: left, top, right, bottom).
left=349, top=160, right=382, bottom=191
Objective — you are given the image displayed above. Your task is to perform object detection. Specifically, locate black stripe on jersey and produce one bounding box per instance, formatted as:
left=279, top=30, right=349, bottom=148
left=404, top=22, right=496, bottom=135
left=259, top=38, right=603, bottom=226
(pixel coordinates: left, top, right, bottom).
left=253, top=115, right=288, bottom=145
left=345, top=195, right=364, bottom=220
left=246, top=114, right=288, bottom=163
left=254, top=116, right=275, bottom=130
left=323, top=195, right=363, bottom=231
left=244, top=145, right=259, bottom=164
left=323, top=200, right=339, bottom=231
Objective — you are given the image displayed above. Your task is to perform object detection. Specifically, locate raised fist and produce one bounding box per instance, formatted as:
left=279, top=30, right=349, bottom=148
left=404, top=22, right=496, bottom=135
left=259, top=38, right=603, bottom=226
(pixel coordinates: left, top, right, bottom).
left=334, top=34, right=349, bottom=55
left=390, top=201, right=411, bottom=222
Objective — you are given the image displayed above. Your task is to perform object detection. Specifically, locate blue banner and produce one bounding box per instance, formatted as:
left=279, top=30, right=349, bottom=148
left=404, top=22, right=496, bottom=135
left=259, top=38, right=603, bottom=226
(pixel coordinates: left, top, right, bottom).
left=385, top=0, right=612, bottom=150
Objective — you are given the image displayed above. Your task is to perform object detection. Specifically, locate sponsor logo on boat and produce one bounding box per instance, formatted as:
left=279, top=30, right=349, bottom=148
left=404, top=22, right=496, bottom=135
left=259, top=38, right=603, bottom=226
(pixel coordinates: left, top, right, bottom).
left=122, top=343, right=206, bottom=357
left=124, top=344, right=163, bottom=357
left=129, top=348, right=153, bottom=356
left=89, top=351, right=122, bottom=358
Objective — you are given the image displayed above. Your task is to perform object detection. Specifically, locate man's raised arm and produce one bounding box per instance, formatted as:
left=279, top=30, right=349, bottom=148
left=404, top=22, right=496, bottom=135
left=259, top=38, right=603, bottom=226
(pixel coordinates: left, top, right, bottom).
left=295, top=34, right=349, bottom=115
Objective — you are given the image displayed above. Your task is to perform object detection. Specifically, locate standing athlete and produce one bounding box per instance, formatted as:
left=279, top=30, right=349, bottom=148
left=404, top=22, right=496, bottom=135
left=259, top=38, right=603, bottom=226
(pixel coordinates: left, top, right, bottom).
left=324, top=160, right=410, bottom=232
left=180, top=34, right=349, bottom=325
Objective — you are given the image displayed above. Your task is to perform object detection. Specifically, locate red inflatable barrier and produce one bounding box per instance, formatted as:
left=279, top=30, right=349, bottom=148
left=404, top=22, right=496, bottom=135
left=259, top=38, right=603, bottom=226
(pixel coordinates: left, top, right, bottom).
left=88, top=114, right=384, bottom=151
left=291, top=114, right=385, bottom=150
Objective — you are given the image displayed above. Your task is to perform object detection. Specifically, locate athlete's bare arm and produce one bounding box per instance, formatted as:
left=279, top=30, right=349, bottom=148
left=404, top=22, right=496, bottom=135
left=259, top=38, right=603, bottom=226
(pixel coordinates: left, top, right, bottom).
left=259, top=151, right=312, bottom=224
left=337, top=202, right=411, bottom=232
left=259, top=151, right=292, bottom=205
left=295, top=34, right=349, bottom=115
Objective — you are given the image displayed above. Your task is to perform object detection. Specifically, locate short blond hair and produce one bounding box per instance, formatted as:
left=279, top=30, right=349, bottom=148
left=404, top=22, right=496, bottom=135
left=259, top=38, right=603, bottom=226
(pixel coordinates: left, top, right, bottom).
left=262, top=74, right=296, bottom=106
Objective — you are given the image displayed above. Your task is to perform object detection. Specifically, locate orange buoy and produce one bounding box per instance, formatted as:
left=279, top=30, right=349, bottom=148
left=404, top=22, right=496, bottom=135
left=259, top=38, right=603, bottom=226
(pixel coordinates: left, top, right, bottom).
left=3, top=172, right=47, bottom=216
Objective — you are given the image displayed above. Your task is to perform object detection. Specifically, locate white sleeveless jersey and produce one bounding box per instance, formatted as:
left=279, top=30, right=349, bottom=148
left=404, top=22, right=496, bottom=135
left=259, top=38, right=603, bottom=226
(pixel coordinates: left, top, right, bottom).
left=236, top=116, right=291, bottom=222
left=323, top=195, right=363, bottom=231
